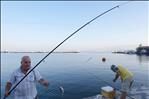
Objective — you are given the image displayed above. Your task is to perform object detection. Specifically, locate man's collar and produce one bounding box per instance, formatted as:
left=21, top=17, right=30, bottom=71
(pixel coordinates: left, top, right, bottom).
left=20, top=66, right=31, bottom=74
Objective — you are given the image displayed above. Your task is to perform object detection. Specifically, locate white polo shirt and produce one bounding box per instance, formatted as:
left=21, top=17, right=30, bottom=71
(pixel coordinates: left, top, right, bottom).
left=8, top=67, right=42, bottom=99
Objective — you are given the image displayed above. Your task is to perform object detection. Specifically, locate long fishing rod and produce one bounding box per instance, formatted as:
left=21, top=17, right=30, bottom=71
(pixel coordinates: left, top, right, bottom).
left=4, top=1, right=131, bottom=99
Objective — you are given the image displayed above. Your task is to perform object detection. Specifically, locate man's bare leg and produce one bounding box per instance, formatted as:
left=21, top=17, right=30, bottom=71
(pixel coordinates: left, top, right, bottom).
left=120, top=92, right=127, bottom=99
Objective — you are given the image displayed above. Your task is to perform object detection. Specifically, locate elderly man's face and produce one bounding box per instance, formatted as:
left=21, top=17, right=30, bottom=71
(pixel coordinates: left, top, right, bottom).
left=21, top=57, right=31, bottom=71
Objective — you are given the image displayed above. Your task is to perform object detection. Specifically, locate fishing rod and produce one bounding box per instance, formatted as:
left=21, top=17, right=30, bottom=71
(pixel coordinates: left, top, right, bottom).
left=3, top=1, right=131, bottom=99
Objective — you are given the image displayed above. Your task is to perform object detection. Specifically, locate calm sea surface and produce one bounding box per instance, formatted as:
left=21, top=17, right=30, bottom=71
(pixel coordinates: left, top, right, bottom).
left=1, top=52, right=149, bottom=99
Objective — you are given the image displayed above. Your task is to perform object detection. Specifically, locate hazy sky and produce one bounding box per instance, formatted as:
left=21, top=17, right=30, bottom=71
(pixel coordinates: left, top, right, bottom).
left=1, top=1, right=148, bottom=52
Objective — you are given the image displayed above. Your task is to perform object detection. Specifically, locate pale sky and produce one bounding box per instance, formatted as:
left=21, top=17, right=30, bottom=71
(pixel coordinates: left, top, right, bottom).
left=1, top=1, right=148, bottom=52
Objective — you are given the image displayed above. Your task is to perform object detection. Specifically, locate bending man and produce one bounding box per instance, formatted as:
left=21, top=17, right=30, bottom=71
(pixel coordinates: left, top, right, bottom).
left=111, top=65, right=134, bottom=99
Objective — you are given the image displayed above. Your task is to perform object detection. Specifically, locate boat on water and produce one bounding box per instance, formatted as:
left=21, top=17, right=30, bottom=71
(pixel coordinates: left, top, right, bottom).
left=83, top=85, right=149, bottom=99
left=136, top=46, right=149, bottom=55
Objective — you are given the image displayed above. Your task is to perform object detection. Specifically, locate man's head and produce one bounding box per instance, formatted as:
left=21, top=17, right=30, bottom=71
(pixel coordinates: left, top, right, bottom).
left=111, top=65, right=118, bottom=72
left=21, top=56, right=31, bottom=71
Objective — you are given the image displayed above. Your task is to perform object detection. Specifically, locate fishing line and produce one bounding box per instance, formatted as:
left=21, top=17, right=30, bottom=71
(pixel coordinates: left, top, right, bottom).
left=38, top=87, right=59, bottom=99
left=3, top=1, right=132, bottom=99
left=45, top=87, right=64, bottom=99
left=39, top=79, right=65, bottom=98
left=86, top=57, right=93, bottom=62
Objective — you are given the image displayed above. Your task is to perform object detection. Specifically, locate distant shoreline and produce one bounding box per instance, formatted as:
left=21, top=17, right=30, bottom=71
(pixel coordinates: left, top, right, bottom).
left=1, top=51, right=80, bottom=53
left=112, top=46, right=149, bottom=56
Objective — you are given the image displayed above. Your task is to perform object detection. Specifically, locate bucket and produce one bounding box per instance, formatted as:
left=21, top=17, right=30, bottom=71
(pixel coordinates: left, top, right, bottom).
left=101, top=86, right=116, bottom=99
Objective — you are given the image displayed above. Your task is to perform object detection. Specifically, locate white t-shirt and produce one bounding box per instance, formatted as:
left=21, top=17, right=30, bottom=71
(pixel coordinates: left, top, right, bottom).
left=8, top=67, right=42, bottom=99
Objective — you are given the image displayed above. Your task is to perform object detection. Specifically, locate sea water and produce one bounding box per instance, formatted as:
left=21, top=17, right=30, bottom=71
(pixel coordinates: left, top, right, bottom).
left=1, top=52, right=149, bottom=99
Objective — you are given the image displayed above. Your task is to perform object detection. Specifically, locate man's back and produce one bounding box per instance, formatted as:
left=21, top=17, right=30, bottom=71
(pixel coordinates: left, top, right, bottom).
left=118, top=65, right=133, bottom=80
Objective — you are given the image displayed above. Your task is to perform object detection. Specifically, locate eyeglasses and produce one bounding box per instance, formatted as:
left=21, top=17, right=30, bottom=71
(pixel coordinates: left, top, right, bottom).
left=24, top=61, right=31, bottom=64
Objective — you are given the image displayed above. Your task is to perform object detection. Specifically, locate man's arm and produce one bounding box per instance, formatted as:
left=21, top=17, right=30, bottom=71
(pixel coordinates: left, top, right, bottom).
left=38, top=78, right=49, bottom=87
left=113, top=72, right=119, bottom=82
left=4, top=82, right=12, bottom=97
left=33, top=70, right=49, bottom=87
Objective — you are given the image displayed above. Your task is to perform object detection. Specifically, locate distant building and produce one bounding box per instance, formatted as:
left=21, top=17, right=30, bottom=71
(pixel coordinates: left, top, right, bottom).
left=136, top=46, right=149, bottom=55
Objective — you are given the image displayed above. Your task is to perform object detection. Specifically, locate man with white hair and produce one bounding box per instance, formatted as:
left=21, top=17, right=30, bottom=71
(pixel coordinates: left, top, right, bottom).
left=4, top=56, right=49, bottom=99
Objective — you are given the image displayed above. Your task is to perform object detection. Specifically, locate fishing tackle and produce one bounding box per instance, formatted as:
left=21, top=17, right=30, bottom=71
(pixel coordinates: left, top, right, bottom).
left=59, top=86, right=64, bottom=95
